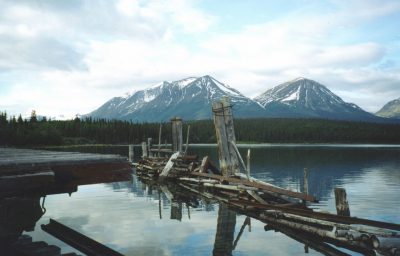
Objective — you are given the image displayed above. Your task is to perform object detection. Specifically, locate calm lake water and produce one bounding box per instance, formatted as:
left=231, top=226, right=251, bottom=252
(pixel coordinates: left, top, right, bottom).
left=24, top=145, right=400, bottom=255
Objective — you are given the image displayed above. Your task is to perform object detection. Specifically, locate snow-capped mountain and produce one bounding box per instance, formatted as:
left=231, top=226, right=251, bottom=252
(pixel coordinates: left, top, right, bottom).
left=254, top=77, right=378, bottom=121
left=88, top=76, right=391, bottom=122
left=88, top=75, right=264, bottom=122
left=376, top=97, right=400, bottom=119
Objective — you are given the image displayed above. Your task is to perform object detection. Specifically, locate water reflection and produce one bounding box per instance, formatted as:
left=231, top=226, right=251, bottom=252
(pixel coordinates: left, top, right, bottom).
left=12, top=145, right=400, bottom=255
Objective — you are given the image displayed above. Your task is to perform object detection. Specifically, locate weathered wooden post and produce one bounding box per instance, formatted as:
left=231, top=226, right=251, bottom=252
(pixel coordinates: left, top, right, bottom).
left=171, top=117, right=183, bottom=153
left=246, top=149, right=251, bottom=179
left=141, top=142, right=148, bottom=158
left=303, top=168, right=309, bottom=205
left=170, top=200, right=182, bottom=221
left=303, top=168, right=309, bottom=195
left=212, top=96, right=240, bottom=176
left=213, top=204, right=236, bottom=255
left=334, top=188, right=350, bottom=216
left=158, top=124, right=162, bottom=156
left=184, top=125, right=190, bottom=155
left=128, top=144, right=134, bottom=163
left=147, top=138, right=153, bottom=157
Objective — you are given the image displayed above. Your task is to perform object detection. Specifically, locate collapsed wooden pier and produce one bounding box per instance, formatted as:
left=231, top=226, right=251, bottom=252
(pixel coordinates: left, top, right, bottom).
left=134, top=96, right=400, bottom=256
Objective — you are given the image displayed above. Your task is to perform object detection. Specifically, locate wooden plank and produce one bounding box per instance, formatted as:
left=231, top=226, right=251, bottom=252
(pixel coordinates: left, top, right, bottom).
left=188, top=171, right=317, bottom=202
left=159, top=152, right=180, bottom=177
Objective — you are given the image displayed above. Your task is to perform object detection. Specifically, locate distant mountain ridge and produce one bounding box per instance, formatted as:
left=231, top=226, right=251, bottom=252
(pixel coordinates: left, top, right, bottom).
left=88, top=75, right=263, bottom=122
left=254, top=77, right=377, bottom=121
left=87, top=75, right=392, bottom=123
left=376, top=98, right=400, bottom=119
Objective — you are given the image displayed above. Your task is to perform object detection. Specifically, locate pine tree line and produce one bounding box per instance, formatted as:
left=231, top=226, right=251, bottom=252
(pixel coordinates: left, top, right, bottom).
left=1, top=111, right=400, bottom=146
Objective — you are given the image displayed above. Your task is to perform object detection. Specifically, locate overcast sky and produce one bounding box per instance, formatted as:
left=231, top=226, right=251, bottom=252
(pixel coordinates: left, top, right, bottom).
left=0, top=0, right=399, bottom=118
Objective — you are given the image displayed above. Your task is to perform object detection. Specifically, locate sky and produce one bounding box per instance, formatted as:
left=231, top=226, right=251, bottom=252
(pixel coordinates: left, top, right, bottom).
left=0, top=0, right=399, bottom=118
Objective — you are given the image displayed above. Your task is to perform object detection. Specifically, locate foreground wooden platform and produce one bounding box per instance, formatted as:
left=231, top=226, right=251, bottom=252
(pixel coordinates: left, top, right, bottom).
left=0, top=148, right=132, bottom=193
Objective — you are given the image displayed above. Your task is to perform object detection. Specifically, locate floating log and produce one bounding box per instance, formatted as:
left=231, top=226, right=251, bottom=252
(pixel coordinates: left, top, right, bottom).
left=372, top=235, right=400, bottom=250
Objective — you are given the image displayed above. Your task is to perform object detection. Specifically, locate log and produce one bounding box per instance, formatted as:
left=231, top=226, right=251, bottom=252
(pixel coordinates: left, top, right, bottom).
left=335, top=188, right=350, bottom=217
left=230, top=200, right=400, bottom=231
left=371, top=235, right=400, bottom=250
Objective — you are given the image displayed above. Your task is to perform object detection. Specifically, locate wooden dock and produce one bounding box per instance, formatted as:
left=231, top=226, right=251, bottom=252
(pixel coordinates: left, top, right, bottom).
left=0, top=148, right=132, bottom=194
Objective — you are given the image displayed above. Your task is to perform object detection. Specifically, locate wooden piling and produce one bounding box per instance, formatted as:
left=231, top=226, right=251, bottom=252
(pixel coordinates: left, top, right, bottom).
left=171, top=117, right=183, bottom=153
left=141, top=142, right=148, bottom=158
left=246, top=149, right=251, bottom=180
left=334, top=188, right=350, bottom=217
left=128, top=145, right=134, bottom=163
left=148, top=138, right=153, bottom=157
left=303, top=168, right=309, bottom=205
left=158, top=124, right=162, bottom=156
left=184, top=125, right=190, bottom=155
left=212, top=97, right=240, bottom=176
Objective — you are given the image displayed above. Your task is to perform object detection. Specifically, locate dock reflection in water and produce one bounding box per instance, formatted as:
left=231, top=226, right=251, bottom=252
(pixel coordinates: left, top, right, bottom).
left=3, top=145, right=399, bottom=255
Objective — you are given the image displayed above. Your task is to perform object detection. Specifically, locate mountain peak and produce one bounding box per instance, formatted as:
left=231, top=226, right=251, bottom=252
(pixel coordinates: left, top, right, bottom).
left=376, top=97, right=400, bottom=119
left=88, top=76, right=380, bottom=122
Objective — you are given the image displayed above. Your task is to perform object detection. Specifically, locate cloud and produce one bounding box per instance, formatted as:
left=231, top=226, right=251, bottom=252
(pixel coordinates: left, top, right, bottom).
left=0, top=0, right=399, bottom=116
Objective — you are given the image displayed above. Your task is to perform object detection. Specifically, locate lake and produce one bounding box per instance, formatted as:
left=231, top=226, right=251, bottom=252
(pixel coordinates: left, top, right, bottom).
left=23, top=145, right=400, bottom=255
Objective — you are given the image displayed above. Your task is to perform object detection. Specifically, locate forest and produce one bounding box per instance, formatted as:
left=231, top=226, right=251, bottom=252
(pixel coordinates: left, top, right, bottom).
left=1, top=111, right=400, bottom=146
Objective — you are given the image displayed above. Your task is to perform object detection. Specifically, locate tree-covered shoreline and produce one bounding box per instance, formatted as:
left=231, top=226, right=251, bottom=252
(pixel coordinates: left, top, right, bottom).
left=1, top=111, right=400, bottom=146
